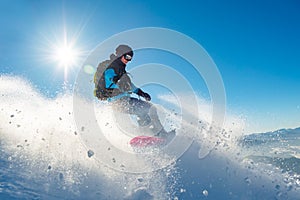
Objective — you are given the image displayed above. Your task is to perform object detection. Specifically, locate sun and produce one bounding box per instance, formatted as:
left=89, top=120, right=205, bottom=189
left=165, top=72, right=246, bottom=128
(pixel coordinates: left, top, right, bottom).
left=53, top=43, right=79, bottom=69
left=48, top=37, right=83, bottom=83
left=38, top=25, right=86, bottom=83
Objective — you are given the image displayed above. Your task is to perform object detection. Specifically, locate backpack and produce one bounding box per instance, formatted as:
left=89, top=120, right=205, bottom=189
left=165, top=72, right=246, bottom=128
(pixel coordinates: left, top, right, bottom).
left=93, top=59, right=113, bottom=100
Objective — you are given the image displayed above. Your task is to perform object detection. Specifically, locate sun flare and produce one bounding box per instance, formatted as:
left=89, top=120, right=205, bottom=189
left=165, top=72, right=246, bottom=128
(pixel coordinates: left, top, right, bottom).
left=39, top=24, right=87, bottom=83
left=53, top=43, right=79, bottom=69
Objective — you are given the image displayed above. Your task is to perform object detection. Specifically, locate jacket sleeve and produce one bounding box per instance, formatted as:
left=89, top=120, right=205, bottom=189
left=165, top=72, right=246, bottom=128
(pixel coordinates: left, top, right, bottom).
left=104, top=69, right=119, bottom=89
left=131, top=83, right=140, bottom=94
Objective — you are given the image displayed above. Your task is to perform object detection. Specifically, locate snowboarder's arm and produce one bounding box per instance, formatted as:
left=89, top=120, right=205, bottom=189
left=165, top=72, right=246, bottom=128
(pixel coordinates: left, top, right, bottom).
left=131, top=83, right=151, bottom=101
left=131, top=83, right=139, bottom=94
left=104, top=69, right=119, bottom=89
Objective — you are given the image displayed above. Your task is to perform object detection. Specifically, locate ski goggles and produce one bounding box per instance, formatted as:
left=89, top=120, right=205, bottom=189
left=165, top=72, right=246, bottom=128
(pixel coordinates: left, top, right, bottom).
left=124, top=54, right=132, bottom=61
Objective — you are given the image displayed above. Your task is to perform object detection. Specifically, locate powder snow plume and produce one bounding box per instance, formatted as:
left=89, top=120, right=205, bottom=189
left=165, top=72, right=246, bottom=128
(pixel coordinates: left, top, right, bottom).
left=1, top=75, right=300, bottom=199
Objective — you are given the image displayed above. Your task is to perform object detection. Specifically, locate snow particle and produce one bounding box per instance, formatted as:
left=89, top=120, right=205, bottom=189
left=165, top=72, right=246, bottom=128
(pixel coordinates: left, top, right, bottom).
left=137, top=178, right=143, bottom=182
left=202, top=189, right=208, bottom=196
left=120, top=164, right=125, bottom=170
left=87, top=150, right=94, bottom=158
left=59, top=173, right=64, bottom=180
left=276, top=191, right=283, bottom=198
left=244, top=177, right=252, bottom=185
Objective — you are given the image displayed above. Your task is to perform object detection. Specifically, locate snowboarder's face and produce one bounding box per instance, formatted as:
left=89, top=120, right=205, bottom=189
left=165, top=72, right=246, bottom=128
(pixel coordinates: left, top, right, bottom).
left=121, top=54, right=132, bottom=64
left=124, top=54, right=132, bottom=61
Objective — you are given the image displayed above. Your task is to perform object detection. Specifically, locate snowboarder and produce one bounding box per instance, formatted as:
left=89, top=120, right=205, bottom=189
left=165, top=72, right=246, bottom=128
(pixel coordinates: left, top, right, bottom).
left=94, top=44, right=174, bottom=138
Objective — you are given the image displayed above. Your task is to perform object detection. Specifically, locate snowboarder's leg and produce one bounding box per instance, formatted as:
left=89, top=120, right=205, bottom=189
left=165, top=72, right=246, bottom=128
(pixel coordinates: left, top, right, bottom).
left=113, top=97, right=166, bottom=135
left=127, top=99, right=176, bottom=139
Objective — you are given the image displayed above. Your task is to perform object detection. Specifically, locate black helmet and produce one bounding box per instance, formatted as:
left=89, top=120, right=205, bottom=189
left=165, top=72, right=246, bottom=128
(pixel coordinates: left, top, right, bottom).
left=115, top=44, right=133, bottom=57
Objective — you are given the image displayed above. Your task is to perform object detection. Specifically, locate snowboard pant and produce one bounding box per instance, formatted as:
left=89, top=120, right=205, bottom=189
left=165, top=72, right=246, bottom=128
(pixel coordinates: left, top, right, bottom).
left=112, top=97, right=165, bottom=135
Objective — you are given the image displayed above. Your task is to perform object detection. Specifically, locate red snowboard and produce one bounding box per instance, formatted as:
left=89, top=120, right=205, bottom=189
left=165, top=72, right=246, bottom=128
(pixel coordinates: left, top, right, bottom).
left=129, top=136, right=165, bottom=147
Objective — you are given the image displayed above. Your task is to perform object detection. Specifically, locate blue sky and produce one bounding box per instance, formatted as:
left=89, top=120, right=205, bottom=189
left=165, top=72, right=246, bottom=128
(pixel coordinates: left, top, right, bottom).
left=0, top=0, right=299, bottom=133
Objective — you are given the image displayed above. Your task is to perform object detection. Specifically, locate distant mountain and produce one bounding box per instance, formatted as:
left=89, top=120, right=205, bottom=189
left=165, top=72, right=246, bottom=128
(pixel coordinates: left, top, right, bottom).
left=239, top=127, right=300, bottom=147
left=252, top=127, right=300, bottom=136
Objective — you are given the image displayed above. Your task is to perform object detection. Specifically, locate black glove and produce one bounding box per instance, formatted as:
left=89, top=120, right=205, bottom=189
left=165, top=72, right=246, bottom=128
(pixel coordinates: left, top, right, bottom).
left=143, top=92, right=151, bottom=101
left=137, top=89, right=151, bottom=101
